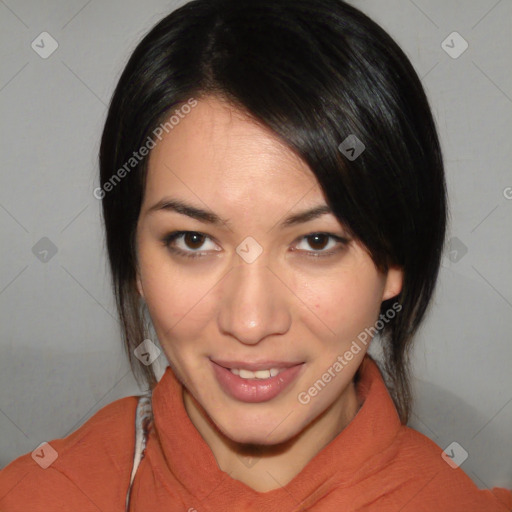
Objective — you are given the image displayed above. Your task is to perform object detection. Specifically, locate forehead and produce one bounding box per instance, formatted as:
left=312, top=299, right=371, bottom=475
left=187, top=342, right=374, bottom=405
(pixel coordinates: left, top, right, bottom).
left=143, top=96, right=320, bottom=206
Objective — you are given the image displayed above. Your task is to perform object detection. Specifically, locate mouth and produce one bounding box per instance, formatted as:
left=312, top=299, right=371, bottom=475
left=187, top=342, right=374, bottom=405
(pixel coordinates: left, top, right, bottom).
left=210, top=358, right=305, bottom=403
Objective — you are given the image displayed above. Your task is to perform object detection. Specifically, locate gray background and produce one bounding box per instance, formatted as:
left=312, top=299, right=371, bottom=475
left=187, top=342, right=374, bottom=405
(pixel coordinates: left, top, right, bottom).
left=1, top=0, right=511, bottom=489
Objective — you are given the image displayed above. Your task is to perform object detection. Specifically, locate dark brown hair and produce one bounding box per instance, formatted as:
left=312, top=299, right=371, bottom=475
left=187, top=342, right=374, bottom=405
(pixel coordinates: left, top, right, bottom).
left=99, top=0, right=447, bottom=423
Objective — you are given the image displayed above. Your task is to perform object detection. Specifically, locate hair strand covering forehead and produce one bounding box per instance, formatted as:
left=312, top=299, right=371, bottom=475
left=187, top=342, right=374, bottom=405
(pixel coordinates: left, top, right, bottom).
left=99, top=0, right=447, bottom=423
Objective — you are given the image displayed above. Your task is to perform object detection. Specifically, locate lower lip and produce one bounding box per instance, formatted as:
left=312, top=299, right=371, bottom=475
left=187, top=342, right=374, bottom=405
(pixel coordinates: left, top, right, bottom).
left=211, top=361, right=304, bottom=403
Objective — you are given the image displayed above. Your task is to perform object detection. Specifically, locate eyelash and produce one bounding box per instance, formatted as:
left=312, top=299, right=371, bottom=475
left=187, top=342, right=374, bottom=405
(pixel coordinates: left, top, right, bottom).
left=161, top=231, right=349, bottom=260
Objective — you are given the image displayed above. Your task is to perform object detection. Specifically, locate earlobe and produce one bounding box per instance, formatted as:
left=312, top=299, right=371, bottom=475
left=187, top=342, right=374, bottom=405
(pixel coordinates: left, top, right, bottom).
left=382, top=266, right=403, bottom=301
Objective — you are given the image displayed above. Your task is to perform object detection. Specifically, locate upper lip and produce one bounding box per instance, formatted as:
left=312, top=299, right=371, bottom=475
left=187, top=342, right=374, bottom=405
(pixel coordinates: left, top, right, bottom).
left=211, top=358, right=304, bottom=371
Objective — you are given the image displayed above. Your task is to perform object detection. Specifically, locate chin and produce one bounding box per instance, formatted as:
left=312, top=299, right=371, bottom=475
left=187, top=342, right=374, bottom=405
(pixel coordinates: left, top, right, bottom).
left=211, top=409, right=304, bottom=446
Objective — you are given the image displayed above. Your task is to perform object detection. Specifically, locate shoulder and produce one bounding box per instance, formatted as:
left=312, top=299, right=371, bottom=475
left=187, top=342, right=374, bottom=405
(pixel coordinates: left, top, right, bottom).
left=0, top=395, right=139, bottom=512
left=383, top=425, right=512, bottom=511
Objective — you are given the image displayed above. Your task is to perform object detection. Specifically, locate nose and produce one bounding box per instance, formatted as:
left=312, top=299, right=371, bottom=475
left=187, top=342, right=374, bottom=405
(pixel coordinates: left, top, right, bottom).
left=217, top=260, right=292, bottom=346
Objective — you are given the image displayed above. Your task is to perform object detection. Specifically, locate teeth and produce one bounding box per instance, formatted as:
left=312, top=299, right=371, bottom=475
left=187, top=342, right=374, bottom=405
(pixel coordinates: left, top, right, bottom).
left=230, top=368, right=282, bottom=379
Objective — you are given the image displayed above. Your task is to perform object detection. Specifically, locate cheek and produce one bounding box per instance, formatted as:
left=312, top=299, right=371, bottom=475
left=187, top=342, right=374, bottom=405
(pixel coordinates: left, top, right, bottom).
left=137, top=247, right=215, bottom=344
left=296, top=264, right=385, bottom=344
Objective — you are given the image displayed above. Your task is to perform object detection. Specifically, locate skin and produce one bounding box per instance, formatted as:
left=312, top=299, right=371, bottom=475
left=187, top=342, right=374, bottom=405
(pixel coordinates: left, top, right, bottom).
left=135, top=95, right=403, bottom=492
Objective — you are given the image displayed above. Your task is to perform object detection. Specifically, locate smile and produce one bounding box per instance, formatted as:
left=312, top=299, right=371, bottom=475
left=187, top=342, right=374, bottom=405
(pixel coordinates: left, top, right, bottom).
left=210, top=359, right=305, bottom=403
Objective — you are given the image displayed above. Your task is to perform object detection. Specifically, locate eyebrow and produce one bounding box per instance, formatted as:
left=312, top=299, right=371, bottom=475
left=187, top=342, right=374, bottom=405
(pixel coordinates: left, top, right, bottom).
left=145, top=198, right=333, bottom=228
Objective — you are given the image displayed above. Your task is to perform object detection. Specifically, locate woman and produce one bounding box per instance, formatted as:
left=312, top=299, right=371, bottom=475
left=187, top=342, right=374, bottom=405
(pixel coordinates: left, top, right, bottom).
left=1, top=0, right=510, bottom=510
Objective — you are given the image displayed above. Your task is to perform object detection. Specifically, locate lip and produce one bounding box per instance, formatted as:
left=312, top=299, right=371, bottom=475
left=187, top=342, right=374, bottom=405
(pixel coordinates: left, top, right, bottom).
left=210, top=359, right=305, bottom=403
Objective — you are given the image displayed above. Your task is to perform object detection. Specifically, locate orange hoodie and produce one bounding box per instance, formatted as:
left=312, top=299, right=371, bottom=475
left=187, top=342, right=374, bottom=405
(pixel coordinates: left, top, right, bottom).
left=1, top=356, right=511, bottom=511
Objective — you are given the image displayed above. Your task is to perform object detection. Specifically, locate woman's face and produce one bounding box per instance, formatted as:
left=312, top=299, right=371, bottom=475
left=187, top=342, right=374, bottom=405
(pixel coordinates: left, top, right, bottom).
left=136, top=96, right=402, bottom=445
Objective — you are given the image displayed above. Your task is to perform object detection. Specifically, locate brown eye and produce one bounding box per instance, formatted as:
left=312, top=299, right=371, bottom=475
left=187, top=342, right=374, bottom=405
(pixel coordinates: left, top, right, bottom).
left=306, top=234, right=330, bottom=251
left=183, top=232, right=206, bottom=250
left=162, top=231, right=221, bottom=259
left=293, top=232, right=348, bottom=258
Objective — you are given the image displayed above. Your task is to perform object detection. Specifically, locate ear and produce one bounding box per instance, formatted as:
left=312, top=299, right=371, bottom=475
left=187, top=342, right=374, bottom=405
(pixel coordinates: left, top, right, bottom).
left=382, top=266, right=403, bottom=301
left=136, top=272, right=145, bottom=300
